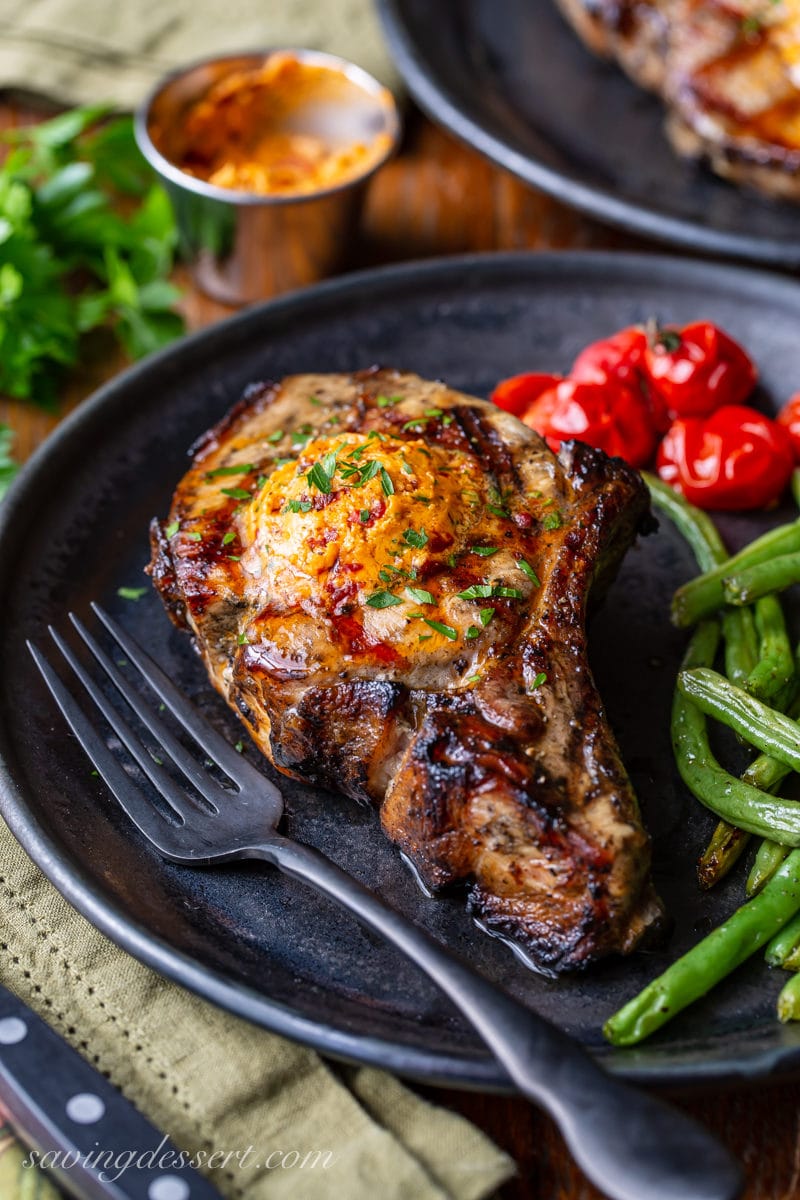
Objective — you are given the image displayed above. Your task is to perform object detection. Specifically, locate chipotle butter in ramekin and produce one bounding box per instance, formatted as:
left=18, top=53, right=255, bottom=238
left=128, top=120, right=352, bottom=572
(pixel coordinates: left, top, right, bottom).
left=135, top=49, right=400, bottom=303
left=174, top=53, right=396, bottom=197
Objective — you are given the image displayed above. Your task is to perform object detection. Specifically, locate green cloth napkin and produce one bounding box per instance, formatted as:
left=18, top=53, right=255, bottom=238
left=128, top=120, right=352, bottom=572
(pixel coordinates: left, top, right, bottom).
left=0, top=0, right=400, bottom=108
left=0, top=816, right=515, bottom=1198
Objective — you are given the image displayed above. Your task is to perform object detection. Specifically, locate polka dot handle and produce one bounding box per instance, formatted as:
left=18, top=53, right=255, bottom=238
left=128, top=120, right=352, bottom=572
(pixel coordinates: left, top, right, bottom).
left=0, top=983, right=223, bottom=1199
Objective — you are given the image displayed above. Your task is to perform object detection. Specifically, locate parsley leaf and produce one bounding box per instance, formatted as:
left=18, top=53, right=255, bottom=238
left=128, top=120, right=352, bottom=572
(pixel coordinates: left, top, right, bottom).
left=365, top=590, right=403, bottom=609
left=0, top=424, right=20, bottom=501
left=405, top=586, right=434, bottom=605
left=423, top=619, right=458, bottom=641
left=205, top=463, right=255, bottom=478
left=403, top=528, right=428, bottom=549
left=117, top=586, right=147, bottom=601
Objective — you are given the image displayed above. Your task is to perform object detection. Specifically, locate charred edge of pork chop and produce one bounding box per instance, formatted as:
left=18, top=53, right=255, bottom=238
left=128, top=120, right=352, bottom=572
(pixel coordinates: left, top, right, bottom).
left=149, top=369, right=665, bottom=972
left=378, top=440, right=665, bottom=972
left=555, top=0, right=800, bottom=199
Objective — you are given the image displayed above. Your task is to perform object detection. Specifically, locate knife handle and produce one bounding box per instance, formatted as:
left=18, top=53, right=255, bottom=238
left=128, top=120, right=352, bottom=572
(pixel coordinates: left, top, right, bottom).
left=0, top=984, right=223, bottom=1200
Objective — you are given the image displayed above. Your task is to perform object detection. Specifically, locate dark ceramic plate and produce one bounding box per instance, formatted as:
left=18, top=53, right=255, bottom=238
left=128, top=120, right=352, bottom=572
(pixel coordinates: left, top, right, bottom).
left=378, top=0, right=800, bottom=267
left=3, top=252, right=800, bottom=1091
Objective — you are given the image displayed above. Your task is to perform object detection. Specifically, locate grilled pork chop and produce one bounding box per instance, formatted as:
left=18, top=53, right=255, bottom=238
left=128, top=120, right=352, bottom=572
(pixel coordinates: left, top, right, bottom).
left=557, top=0, right=800, bottom=199
left=149, top=368, right=664, bottom=972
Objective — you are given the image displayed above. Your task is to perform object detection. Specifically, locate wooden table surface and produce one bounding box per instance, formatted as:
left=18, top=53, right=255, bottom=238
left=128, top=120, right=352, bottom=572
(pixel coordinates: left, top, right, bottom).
left=3, top=100, right=800, bottom=1200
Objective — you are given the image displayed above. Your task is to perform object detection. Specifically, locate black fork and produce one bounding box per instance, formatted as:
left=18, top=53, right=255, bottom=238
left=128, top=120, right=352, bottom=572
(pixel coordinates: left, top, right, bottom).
left=28, top=604, right=742, bottom=1200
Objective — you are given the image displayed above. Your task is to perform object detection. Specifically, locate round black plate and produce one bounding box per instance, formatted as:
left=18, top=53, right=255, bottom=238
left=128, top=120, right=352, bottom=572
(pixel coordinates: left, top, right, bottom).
left=4, top=252, right=800, bottom=1090
left=378, top=0, right=800, bottom=267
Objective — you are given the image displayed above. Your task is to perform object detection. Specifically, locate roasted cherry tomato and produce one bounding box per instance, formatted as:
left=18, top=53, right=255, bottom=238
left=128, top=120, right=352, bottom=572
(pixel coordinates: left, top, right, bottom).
left=571, top=326, right=648, bottom=387
left=656, top=405, right=794, bottom=510
left=644, top=322, right=757, bottom=420
left=521, top=378, right=658, bottom=468
left=777, top=392, right=800, bottom=461
left=570, top=325, right=670, bottom=431
left=490, top=372, right=563, bottom=418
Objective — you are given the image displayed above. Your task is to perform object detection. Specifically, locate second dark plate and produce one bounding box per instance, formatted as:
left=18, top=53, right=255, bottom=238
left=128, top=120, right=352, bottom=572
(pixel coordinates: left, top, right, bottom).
left=379, top=0, right=800, bottom=266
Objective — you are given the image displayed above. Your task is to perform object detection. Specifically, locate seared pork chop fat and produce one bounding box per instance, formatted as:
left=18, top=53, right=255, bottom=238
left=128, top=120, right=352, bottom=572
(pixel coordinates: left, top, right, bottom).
left=149, top=368, right=665, bottom=972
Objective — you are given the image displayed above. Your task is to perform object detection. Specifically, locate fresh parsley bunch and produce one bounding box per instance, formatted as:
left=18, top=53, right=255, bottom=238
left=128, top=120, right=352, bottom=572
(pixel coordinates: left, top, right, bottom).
left=0, top=104, right=185, bottom=407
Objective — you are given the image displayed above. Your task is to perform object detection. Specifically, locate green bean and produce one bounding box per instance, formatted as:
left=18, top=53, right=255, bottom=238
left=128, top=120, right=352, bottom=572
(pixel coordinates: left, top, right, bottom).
left=765, top=911, right=800, bottom=967
left=746, top=596, right=795, bottom=703
left=604, top=849, right=800, bottom=1045
left=697, top=820, right=751, bottom=890
left=642, top=472, right=727, bottom=572
left=778, top=971, right=800, bottom=1022
left=671, top=626, right=800, bottom=842
left=747, top=841, right=792, bottom=897
left=721, top=607, right=759, bottom=687
left=723, top=552, right=800, bottom=606
left=671, top=521, right=800, bottom=627
left=677, top=668, right=800, bottom=773
left=696, top=711, right=798, bottom=891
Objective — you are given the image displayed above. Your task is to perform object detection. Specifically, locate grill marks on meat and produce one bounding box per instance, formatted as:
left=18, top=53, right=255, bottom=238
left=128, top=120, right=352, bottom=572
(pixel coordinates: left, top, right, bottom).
left=149, top=368, right=664, bottom=972
left=556, top=0, right=800, bottom=199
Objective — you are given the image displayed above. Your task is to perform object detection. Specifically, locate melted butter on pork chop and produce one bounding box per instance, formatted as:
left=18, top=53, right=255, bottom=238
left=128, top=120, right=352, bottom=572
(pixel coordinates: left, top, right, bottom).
left=235, top=431, right=544, bottom=683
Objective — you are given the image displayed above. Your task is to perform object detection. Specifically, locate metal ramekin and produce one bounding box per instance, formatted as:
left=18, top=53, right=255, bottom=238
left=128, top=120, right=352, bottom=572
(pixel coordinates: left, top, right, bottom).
left=134, top=49, right=400, bottom=306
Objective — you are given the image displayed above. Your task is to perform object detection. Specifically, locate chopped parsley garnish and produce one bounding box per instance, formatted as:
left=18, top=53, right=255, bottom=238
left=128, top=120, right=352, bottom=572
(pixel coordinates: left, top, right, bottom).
left=530, top=671, right=548, bottom=689
left=457, top=583, right=495, bottom=600
left=235, top=740, right=244, bottom=753
left=186, top=531, right=202, bottom=541
left=406, top=586, right=434, bottom=605
left=221, top=487, right=251, bottom=500
left=256, top=475, right=267, bottom=489
left=227, top=555, right=241, bottom=561
left=542, top=512, right=563, bottom=530
left=413, top=494, right=432, bottom=505
left=465, top=626, right=481, bottom=640
left=309, top=395, right=322, bottom=405
left=380, top=467, right=394, bottom=496
left=366, top=590, right=404, bottom=609
left=479, top=608, right=495, bottom=626
left=402, top=418, right=426, bottom=432
left=376, top=393, right=403, bottom=408
left=222, top=531, right=236, bottom=545
left=442, top=415, right=454, bottom=427
left=117, top=586, right=147, bottom=601
left=165, top=520, right=179, bottom=538
left=424, top=407, right=443, bottom=417
left=516, top=559, right=540, bottom=585
left=465, top=672, right=481, bottom=683
left=342, top=458, right=380, bottom=487
left=237, top=633, right=249, bottom=645
left=423, top=619, right=458, bottom=641
left=267, top=430, right=284, bottom=443
left=403, top=527, right=428, bottom=549
left=307, top=459, right=334, bottom=493
left=486, top=503, right=509, bottom=518
left=285, top=499, right=312, bottom=513
left=446, top=552, right=458, bottom=568
left=360, top=509, right=370, bottom=523
left=471, top=546, right=498, bottom=557
left=291, top=424, right=314, bottom=447
left=205, top=462, right=255, bottom=478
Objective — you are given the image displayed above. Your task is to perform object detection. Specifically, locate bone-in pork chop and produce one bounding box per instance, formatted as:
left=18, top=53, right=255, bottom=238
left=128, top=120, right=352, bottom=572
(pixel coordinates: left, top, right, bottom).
left=149, top=368, right=665, bottom=972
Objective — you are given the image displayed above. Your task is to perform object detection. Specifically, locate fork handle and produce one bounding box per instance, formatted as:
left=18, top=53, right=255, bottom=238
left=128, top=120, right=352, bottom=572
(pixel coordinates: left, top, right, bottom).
left=248, top=834, right=741, bottom=1200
